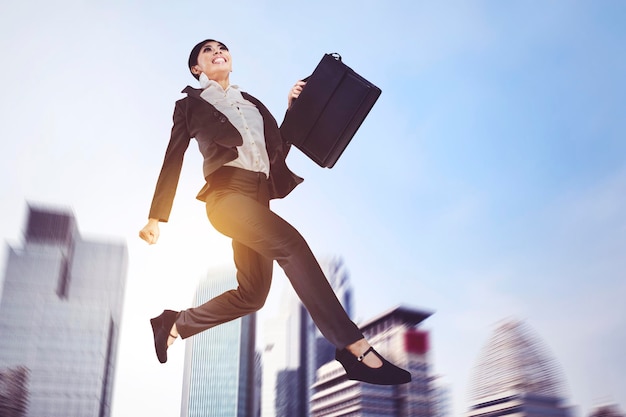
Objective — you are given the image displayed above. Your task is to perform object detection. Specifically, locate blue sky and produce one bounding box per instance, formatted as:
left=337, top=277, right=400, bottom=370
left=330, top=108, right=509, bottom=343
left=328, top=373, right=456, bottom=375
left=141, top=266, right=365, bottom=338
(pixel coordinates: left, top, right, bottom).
left=1, top=1, right=625, bottom=416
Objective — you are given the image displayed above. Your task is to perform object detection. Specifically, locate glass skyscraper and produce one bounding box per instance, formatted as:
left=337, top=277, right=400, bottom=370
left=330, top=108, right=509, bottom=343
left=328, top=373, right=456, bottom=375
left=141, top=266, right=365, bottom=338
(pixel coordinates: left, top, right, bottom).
left=466, top=320, right=572, bottom=417
left=261, top=294, right=308, bottom=417
left=180, top=266, right=256, bottom=417
left=0, top=205, right=128, bottom=417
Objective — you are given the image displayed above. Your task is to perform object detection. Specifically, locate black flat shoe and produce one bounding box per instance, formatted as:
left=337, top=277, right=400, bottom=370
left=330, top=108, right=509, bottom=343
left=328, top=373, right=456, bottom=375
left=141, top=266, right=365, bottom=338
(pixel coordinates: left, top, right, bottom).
left=150, top=309, right=178, bottom=364
left=335, top=346, right=412, bottom=385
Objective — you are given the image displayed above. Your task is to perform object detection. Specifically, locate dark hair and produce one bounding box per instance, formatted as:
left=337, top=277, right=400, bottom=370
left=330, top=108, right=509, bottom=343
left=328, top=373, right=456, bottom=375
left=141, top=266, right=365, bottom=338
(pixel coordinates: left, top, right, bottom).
left=188, top=39, right=229, bottom=80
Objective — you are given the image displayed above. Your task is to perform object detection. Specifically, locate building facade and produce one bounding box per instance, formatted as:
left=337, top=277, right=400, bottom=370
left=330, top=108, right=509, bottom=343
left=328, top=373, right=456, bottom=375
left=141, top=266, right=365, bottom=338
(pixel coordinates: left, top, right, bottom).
left=180, top=266, right=257, bottom=417
left=261, top=286, right=309, bottom=417
left=466, top=320, right=571, bottom=417
left=0, top=366, right=29, bottom=417
left=430, top=377, right=452, bottom=417
left=0, top=205, right=128, bottom=417
left=310, top=306, right=434, bottom=417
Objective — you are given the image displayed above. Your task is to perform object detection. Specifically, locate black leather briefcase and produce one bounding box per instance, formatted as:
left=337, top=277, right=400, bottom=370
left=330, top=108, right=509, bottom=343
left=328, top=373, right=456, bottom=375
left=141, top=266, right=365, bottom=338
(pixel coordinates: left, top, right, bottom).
left=280, top=53, right=382, bottom=168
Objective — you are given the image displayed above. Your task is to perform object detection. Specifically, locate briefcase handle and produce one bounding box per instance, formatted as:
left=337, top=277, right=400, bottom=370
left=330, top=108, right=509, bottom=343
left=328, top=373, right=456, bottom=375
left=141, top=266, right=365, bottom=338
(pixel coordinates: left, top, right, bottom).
left=329, top=52, right=342, bottom=61
left=301, top=53, right=342, bottom=83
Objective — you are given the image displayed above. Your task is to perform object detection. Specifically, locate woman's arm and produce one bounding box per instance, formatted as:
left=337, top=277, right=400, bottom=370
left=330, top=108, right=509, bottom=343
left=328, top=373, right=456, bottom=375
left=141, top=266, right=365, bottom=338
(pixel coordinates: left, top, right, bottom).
left=140, top=100, right=191, bottom=244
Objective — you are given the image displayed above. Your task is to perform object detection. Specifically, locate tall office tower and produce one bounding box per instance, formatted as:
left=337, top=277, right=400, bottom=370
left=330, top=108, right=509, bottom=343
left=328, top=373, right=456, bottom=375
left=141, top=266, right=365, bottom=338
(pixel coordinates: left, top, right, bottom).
left=261, top=288, right=306, bottom=417
left=253, top=351, right=263, bottom=417
left=0, top=205, right=128, bottom=417
left=466, top=320, right=571, bottom=417
left=431, top=376, right=452, bottom=417
left=311, top=306, right=433, bottom=417
left=180, top=267, right=257, bottom=417
left=262, top=256, right=354, bottom=417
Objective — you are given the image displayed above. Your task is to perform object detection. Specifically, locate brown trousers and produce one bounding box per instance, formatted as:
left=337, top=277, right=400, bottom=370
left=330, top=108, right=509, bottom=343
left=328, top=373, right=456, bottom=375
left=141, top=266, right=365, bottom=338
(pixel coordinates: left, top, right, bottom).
left=176, top=167, right=363, bottom=349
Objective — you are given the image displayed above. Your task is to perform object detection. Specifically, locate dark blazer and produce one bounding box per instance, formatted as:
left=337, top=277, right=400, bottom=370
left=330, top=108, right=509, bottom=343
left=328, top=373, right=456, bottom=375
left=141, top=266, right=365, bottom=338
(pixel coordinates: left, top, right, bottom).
left=148, top=86, right=303, bottom=222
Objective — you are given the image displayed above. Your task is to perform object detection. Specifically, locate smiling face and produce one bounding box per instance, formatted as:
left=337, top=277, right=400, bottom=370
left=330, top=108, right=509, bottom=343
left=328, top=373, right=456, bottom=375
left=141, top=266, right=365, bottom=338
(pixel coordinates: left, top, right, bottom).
left=190, top=41, right=232, bottom=81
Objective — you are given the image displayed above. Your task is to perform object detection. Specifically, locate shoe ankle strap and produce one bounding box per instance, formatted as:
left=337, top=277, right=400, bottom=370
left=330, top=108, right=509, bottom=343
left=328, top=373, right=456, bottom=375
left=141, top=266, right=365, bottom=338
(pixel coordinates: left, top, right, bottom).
left=357, top=346, right=375, bottom=362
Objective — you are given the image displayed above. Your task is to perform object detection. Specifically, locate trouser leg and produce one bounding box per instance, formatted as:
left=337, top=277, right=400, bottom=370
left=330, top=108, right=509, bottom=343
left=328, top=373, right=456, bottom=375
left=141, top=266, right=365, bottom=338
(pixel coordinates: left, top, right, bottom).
left=176, top=168, right=363, bottom=349
left=175, top=239, right=273, bottom=339
left=209, top=194, right=361, bottom=348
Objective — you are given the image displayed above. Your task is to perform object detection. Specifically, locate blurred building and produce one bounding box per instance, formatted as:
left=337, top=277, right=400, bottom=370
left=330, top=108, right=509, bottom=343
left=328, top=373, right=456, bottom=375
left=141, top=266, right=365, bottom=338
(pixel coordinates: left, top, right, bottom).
left=310, top=306, right=434, bottom=417
left=589, top=404, right=626, bottom=417
left=180, top=267, right=257, bottom=417
left=466, top=320, right=571, bottom=417
left=431, top=376, right=453, bottom=417
left=261, top=291, right=305, bottom=417
left=588, top=404, right=625, bottom=417
left=0, top=366, right=29, bottom=417
left=0, top=204, right=128, bottom=417
left=261, top=256, right=353, bottom=417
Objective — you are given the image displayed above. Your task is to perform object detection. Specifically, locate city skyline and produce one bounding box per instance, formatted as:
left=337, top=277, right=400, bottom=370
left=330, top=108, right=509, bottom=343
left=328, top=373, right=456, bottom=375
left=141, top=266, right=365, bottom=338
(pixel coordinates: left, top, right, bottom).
left=1, top=1, right=625, bottom=416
